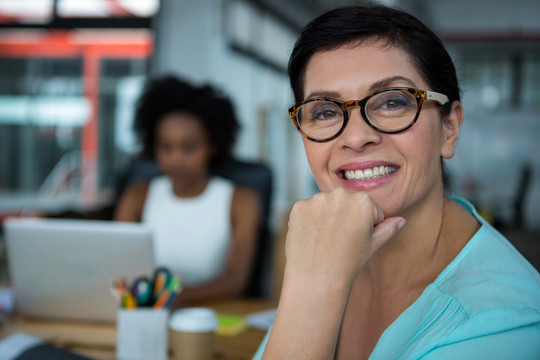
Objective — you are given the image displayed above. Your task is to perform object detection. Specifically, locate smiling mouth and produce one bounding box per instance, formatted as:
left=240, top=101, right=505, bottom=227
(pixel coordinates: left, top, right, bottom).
left=342, top=166, right=397, bottom=181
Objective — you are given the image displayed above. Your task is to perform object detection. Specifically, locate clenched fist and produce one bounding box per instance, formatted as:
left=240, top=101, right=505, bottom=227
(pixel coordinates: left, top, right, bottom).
left=285, top=188, right=406, bottom=288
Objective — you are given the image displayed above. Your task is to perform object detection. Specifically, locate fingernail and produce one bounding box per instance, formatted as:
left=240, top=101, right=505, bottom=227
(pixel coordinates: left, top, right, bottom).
left=397, top=218, right=406, bottom=230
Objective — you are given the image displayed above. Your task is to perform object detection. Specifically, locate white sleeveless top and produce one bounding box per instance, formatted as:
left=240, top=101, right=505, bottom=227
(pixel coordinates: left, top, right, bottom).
left=142, top=176, right=234, bottom=286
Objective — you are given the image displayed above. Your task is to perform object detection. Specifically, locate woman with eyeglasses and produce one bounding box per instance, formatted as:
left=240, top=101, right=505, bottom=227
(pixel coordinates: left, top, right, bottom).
left=254, top=5, right=540, bottom=360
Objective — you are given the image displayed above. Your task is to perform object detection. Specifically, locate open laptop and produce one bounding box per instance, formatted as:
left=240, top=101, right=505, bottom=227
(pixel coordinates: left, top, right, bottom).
left=4, top=217, right=155, bottom=322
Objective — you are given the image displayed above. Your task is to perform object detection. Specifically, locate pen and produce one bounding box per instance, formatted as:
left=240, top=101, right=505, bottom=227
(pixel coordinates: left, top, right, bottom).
left=111, top=268, right=179, bottom=309
left=152, top=268, right=171, bottom=300
left=117, top=278, right=127, bottom=296
left=164, top=277, right=182, bottom=308
left=122, top=291, right=137, bottom=309
left=153, top=289, right=171, bottom=309
left=153, top=276, right=182, bottom=309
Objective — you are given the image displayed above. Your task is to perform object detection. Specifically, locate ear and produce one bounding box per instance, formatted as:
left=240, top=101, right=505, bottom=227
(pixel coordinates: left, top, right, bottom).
left=440, top=101, right=464, bottom=159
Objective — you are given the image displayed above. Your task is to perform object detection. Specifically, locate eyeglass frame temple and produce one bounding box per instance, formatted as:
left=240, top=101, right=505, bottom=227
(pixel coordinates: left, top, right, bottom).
left=425, top=91, right=449, bottom=105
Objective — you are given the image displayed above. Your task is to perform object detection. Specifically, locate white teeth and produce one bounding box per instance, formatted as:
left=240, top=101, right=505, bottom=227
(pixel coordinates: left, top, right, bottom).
left=344, top=166, right=396, bottom=181
left=364, top=169, right=373, bottom=179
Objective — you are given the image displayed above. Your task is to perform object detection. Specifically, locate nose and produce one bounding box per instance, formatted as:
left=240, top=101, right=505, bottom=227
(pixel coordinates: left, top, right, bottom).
left=337, top=107, right=382, bottom=151
left=168, top=148, right=187, bottom=163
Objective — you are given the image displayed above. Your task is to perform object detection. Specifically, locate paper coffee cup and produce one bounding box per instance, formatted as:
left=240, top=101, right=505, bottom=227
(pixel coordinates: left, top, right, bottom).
left=169, top=307, right=218, bottom=360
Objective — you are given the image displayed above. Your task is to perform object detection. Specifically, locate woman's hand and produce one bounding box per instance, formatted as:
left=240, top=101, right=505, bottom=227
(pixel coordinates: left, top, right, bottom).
left=285, top=187, right=405, bottom=288
left=262, top=188, right=405, bottom=360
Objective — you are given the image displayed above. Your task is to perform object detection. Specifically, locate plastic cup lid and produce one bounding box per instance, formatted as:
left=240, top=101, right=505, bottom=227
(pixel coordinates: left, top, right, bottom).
left=168, top=307, right=218, bottom=333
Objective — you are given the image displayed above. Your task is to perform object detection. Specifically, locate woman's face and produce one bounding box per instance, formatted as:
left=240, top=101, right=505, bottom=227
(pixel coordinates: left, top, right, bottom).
left=154, top=112, right=213, bottom=185
left=301, top=42, right=461, bottom=217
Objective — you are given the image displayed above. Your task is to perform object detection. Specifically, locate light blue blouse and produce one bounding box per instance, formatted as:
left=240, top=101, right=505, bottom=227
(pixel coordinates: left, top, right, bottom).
left=253, top=197, right=540, bottom=359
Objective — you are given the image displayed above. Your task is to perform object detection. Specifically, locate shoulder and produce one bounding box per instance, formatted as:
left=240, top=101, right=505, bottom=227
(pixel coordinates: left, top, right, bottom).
left=423, top=197, right=540, bottom=346
left=389, top=278, right=540, bottom=359
left=207, top=176, right=234, bottom=193
left=122, top=181, right=150, bottom=203
left=231, top=185, right=260, bottom=213
left=233, top=185, right=259, bottom=201
left=435, top=223, right=540, bottom=314
left=373, top=279, right=540, bottom=359
left=420, top=308, right=540, bottom=359
left=425, top=294, right=540, bottom=358
left=114, top=181, right=151, bottom=221
left=232, top=182, right=260, bottom=204
left=209, top=177, right=259, bottom=205
left=229, top=184, right=260, bottom=227
left=374, top=198, right=540, bottom=358
left=437, top=197, right=540, bottom=314
left=424, top=206, right=540, bottom=353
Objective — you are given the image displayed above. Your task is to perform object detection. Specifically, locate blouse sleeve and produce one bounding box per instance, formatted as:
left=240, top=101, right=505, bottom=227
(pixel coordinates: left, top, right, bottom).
left=419, top=307, right=540, bottom=360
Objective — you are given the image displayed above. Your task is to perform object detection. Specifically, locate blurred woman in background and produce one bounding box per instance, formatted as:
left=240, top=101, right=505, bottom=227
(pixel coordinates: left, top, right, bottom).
left=115, top=75, right=260, bottom=305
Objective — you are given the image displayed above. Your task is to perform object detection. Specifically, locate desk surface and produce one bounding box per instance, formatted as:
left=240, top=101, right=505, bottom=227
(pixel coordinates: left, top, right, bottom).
left=0, top=298, right=275, bottom=360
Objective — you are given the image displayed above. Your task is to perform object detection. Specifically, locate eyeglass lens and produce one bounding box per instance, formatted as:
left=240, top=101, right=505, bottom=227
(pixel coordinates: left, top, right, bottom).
left=297, top=90, right=418, bottom=140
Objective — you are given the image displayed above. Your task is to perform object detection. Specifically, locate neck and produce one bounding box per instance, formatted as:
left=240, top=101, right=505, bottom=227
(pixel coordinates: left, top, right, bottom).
left=170, top=173, right=210, bottom=198
left=364, top=188, right=448, bottom=292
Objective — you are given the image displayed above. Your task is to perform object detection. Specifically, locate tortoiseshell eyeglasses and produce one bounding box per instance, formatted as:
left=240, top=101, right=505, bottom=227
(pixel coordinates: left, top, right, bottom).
left=288, top=87, right=449, bottom=142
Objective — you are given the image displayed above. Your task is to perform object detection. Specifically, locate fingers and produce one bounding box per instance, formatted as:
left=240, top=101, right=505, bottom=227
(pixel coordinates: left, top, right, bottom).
left=371, top=216, right=406, bottom=252
left=284, top=188, right=406, bottom=286
left=372, top=200, right=386, bottom=225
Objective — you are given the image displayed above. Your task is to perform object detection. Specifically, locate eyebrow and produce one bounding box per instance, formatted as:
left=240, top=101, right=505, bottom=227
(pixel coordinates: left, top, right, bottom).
left=304, top=90, right=341, bottom=100
left=368, top=76, right=418, bottom=92
left=304, top=76, right=419, bottom=101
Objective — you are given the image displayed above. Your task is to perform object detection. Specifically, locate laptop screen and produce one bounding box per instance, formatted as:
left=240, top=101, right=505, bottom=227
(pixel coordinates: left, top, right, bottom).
left=4, top=218, right=155, bottom=322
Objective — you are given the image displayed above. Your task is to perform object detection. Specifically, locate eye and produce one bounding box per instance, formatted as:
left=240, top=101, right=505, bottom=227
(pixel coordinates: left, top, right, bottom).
left=369, top=91, right=415, bottom=113
left=156, top=143, right=171, bottom=153
left=384, top=98, right=405, bottom=109
left=300, top=101, right=343, bottom=123
left=313, top=106, right=340, bottom=120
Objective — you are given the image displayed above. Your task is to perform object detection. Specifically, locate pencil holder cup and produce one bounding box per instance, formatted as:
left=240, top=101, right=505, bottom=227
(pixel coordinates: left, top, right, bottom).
left=168, top=307, right=218, bottom=360
left=116, top=308, right=169, bottom=360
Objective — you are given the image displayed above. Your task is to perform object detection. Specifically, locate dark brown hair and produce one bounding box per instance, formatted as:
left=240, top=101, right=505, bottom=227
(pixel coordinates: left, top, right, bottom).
left=134, top=75, right=239, bottom=164
left=288, top=5, right=460, bottom=190
left=288, top=5, right=460, bottom=113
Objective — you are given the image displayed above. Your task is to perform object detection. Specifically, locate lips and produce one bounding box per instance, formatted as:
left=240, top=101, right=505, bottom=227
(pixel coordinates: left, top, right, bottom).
left=167, top=167, right=189, bottom=179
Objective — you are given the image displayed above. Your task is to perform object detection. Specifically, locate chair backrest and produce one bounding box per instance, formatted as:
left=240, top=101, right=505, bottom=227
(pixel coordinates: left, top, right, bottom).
left=115, top=156, right=273, bottom=298
left=210, top=159, right=273, bottom=297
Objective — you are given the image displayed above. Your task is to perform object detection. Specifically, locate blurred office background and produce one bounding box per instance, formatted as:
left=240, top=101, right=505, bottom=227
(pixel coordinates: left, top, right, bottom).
left=0, top=0, right=539, bottom=273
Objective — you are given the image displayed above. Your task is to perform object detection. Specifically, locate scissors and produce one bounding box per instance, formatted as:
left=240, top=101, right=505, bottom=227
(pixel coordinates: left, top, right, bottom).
left=131, top=276, right=153, bottom=307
